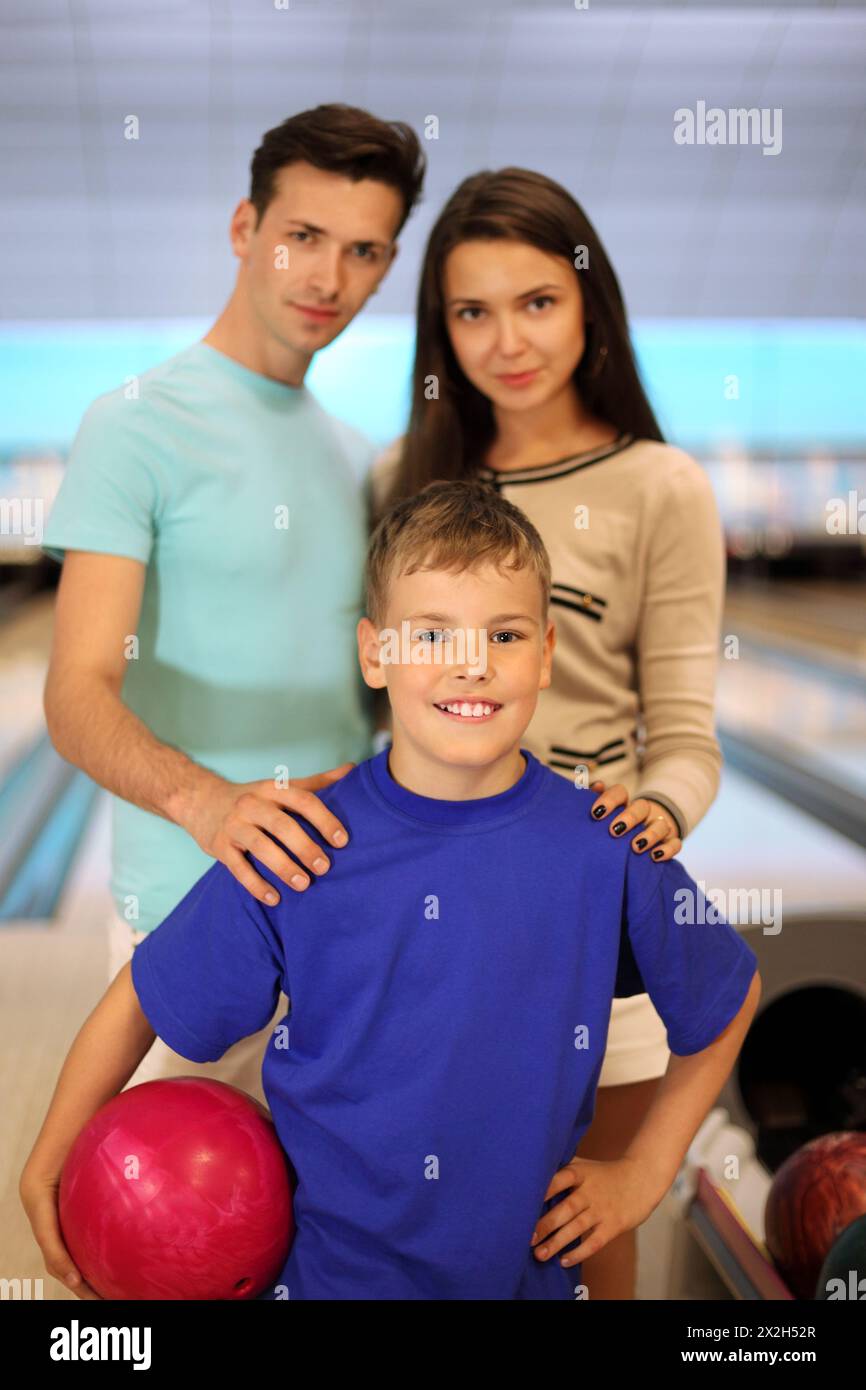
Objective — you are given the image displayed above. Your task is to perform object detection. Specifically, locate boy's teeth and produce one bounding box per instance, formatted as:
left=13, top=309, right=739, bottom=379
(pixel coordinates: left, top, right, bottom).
left=442, top=701, right=496, bottom=717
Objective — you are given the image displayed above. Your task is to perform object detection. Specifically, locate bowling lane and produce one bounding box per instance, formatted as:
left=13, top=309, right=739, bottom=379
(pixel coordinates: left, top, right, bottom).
left=682, top=764, right=866, bottom=914
left=716, top=641, right=866, bottom=801
left=0, top=592, right=55, bottom=775
left=0, top=591, right=102, bottom=922
left=716, top=575, right=866, bottom=847
left=724, top=578, right=866, bottom=671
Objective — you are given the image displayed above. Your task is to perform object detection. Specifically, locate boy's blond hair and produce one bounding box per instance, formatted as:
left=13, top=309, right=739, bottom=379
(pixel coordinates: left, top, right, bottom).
left=365, top=478, right=551, bottom=630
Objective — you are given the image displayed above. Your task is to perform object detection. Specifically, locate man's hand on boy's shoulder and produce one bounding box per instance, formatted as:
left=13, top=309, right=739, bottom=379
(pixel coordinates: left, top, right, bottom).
left=587, top=780, right=682, bottom=863
left=179, top=765, right=355, bottom=908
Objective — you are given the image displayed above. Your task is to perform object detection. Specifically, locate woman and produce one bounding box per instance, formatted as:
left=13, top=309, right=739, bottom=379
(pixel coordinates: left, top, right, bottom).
left=368, top=168, right=726, bottom=1299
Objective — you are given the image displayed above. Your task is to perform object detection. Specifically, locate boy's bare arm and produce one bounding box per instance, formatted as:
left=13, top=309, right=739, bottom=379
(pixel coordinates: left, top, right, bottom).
left=19, top=964, right=158, bottom=1297
left=529, top=970, right=763, bottom=1268
left=20, top=963, right=157, bottom=1186
left=624, top=969, right=762, bottom=1193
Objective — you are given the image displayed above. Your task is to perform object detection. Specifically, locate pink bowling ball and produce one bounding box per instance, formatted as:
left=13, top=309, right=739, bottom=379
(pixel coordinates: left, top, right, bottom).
left=58, top=1077, right=295, bottom=1300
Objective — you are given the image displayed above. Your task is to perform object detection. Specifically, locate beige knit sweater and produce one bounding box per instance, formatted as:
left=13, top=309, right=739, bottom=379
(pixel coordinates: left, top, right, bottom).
left=366, top=432, right=726, bottom=839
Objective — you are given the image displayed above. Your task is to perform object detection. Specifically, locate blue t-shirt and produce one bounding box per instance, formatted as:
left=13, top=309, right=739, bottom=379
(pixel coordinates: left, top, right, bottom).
left=41, top=341, right=376, bottom=933
left=131, top=747, right=758, bottom=1301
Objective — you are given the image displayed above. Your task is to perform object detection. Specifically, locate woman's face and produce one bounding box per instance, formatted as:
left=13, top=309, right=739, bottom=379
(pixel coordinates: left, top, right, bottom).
left=442, top=239, right=586, bottom=413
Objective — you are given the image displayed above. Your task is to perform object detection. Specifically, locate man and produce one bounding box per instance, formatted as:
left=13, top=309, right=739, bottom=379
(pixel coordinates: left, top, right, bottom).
left=42, top=104, right=425, bottom=1097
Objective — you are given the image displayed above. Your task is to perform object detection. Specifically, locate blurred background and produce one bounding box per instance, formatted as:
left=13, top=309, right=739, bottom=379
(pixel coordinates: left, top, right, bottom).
left=2, top=0, right=865, bottom=1300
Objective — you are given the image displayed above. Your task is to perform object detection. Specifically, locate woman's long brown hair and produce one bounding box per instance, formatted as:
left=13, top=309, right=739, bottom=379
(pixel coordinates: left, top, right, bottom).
left=384, top=167, right=664, bottom=508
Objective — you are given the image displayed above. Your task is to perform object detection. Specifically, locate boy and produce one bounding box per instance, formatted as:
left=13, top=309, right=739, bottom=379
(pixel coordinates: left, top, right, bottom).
left=22, top=479, right=760, bottom=1301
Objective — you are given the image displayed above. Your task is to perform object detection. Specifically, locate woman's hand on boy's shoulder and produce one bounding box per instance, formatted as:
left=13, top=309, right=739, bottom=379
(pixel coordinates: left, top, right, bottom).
left=587, top=781, right=682, bottom=863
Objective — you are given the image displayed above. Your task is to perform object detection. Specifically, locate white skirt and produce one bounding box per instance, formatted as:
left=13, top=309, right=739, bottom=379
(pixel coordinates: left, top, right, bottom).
left=599, top=993, right=671, bottom=1086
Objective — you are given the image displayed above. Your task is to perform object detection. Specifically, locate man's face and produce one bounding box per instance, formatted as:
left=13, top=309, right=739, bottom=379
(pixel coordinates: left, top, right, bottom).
left=230, top=161, right=402, bottom=352
left=358, top=561, right=555, bottom=775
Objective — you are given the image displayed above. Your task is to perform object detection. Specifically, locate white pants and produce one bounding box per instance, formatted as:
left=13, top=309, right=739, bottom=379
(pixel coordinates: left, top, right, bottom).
left=107, top=903, right=288, bottom=1107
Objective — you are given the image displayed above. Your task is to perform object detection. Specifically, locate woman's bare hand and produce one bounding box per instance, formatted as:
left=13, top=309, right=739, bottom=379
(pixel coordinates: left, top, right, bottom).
left=588, top=780, right=682, bottom=862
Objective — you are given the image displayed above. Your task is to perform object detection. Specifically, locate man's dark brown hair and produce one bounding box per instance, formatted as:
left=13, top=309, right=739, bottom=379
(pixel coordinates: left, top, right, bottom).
left=250, top=104, right=426, bottom=237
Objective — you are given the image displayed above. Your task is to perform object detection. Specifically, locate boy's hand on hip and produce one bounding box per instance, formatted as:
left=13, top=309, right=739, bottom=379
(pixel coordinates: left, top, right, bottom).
left=185, top=765, right=355, bottom=906
left=530, top=1154, right=660, bottom=1267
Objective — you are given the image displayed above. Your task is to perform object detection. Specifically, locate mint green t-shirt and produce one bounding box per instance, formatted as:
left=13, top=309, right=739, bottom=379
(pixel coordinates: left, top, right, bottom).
left=42, top=341, right=376, bottom=933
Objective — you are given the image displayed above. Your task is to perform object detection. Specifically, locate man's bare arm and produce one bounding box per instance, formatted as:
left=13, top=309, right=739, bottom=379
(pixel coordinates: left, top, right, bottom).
left=44, top=551, right=221, bottom=823
left=43, top=551, right=353, bottom=902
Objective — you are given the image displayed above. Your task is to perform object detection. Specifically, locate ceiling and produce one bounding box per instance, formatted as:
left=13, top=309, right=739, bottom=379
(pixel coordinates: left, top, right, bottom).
left=1, top=1, right=864, bottom=319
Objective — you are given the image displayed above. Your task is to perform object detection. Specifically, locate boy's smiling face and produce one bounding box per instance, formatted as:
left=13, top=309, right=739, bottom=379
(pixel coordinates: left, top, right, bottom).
left=358, top=560, right=555, bottom=799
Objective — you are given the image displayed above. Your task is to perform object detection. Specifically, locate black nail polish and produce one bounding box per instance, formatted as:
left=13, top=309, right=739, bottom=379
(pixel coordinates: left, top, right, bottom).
left=652, top=849, right=663, bottom=860
left=635, top=838, right=647, bottom=850
left=592, top=806, right=606, bottom=819
left=612, top=821, right=626, bottom=835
